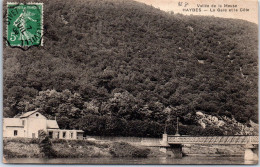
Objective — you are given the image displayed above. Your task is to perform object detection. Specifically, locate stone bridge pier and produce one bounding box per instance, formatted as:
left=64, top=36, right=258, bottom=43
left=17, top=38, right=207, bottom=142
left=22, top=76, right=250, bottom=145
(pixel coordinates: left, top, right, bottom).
left=244, top=144, right=258, bottom=161
left=166, top=144, right=183, bottom=158
left=160, top=133, right=183, bottom=158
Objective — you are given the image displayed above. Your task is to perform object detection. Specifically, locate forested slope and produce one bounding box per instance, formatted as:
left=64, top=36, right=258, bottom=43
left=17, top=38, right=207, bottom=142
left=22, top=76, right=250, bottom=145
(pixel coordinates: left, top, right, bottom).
left=3, top=0, right=258, bottom=137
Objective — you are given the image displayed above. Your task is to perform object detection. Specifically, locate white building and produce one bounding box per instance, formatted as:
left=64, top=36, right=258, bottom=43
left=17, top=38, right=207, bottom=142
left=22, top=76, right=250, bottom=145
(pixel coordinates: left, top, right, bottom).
left=3, top=110, right=84, bottom=139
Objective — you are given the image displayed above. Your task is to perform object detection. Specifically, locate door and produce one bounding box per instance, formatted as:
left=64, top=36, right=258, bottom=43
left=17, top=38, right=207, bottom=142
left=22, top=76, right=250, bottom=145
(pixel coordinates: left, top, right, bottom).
left=49, top=131, right=53, bottom=139
left=32, top=133, right=35, bottom=138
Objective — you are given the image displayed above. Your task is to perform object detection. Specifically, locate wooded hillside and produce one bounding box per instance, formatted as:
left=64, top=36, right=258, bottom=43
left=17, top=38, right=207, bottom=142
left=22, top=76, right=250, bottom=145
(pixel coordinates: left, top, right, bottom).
left=3, top=0, right=258, bottom=137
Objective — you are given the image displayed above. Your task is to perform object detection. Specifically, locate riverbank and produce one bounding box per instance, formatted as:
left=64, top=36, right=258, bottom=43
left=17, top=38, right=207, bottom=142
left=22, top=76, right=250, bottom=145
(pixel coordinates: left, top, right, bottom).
left=3, top=138, right=163, bottom=159
left=3, top=138, right=245, bottom=159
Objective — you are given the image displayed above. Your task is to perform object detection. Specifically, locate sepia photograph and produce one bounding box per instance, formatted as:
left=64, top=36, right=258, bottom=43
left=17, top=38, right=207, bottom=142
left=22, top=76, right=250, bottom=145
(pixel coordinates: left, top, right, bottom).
left=2, top=0, right=259, bottom=165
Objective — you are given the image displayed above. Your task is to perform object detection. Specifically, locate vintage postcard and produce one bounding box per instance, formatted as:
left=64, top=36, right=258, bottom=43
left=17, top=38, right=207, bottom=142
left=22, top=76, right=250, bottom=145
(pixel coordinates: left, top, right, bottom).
left=2, top=0, right=258, bottom=165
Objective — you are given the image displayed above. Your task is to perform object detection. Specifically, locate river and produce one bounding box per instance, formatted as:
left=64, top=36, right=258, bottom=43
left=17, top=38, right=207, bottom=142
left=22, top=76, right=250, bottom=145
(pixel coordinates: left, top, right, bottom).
left=5, top=156, right=258, bottom=164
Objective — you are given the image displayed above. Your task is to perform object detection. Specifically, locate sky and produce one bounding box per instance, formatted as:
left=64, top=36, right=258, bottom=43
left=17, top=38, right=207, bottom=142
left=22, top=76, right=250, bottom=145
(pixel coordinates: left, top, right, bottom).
left=135, top=0, right=258, bottom=24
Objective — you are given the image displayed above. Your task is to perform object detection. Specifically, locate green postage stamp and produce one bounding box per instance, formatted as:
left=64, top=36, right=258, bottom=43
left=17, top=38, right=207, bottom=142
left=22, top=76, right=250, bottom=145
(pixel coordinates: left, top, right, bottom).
left=6, top=3, right=43, bottom=46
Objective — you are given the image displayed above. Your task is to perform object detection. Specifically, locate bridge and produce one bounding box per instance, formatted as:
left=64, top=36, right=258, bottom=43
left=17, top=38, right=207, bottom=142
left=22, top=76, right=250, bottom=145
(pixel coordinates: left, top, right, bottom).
left=160, top=134, right=259, bottom=161
left=167, top=135, right=259, bottom=145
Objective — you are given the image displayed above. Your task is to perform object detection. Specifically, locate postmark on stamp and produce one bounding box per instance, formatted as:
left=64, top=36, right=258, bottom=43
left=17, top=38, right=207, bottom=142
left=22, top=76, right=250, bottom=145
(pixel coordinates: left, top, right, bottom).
left=7, top=2, right=43, bottom=47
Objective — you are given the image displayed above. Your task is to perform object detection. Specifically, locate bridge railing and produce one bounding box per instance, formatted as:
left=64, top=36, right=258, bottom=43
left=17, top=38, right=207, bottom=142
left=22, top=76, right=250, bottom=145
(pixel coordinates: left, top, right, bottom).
left=249, top=136, right=259, bottom=144
left=167, top=135, right=259, bottom=145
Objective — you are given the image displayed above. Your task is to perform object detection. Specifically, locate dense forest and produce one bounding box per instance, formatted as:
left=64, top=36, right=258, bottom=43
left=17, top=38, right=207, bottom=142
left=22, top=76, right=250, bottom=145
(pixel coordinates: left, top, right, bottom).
left=3, top=0, right=258, bottom=137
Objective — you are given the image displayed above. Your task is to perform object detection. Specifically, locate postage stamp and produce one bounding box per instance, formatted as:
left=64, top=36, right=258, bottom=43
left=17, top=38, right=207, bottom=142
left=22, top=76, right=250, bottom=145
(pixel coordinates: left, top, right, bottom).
left=6, top=3, right=43, bottom=46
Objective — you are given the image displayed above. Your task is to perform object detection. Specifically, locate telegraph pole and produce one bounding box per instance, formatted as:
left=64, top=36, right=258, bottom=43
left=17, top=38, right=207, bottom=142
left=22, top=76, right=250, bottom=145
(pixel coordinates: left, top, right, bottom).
left=175, top=117, right=180, bottom=136
left=164, top=123, right=167, bottom=134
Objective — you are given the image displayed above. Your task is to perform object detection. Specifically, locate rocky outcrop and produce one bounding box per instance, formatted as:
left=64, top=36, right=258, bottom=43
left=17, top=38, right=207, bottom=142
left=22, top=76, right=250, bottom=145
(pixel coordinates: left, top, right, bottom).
left=195, top=112, right=258, bottom=135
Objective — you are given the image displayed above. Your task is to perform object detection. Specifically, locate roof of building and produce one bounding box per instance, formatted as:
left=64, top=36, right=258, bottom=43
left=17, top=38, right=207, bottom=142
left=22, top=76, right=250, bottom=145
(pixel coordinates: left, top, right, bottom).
left=13, top=113, right=22, bottom=118
left=47, top=120, right=59, bottom=129
left=4, top=118, right=23, bottom=127
left=19, top=110, right=38, bottom=118
left=59, top=129, right=84, bottom=132
left=19, top=110, right=47, bottom=119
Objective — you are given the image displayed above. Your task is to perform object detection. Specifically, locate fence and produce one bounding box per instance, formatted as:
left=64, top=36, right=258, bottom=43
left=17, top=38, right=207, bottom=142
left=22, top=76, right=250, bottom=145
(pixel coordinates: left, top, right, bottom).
left=85, top=135, right=161, bottom=146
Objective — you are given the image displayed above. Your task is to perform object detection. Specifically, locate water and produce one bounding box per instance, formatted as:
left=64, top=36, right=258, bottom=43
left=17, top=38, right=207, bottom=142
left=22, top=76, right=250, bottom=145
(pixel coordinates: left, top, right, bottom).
left=5, top=156, right=258, bottom=165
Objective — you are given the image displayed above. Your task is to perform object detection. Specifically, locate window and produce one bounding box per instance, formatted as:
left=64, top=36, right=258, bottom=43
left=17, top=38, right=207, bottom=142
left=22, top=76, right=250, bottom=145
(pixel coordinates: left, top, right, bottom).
left=22, top=120, right=25, bottom=126
left=36, top=114, right=39, bottom=117
left=14, top=130, right=18, bottom=136
left=63, top=132, right=66, bottom=138
left=70, top=132, right=73, bottom=138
